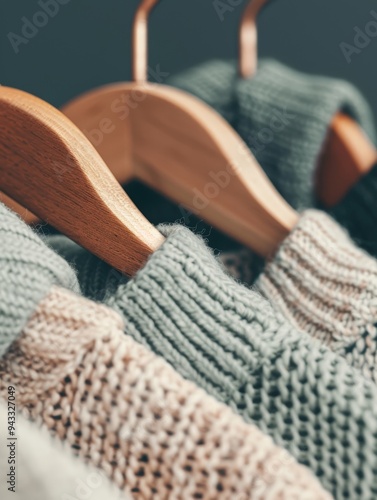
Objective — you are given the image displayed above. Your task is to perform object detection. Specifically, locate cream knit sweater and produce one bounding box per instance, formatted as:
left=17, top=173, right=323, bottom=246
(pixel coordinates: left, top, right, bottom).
left=257, top=210, right=377, bottom=382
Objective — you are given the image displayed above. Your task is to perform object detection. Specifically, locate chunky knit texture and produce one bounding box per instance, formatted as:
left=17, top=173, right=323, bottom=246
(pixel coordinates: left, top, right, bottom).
left=0, top=403, right=128, bottom=500
left=0, top=286, right=331, bottom=500
left=257, top=210, right=377, bottom=383
left=47, top=225, right=377, bottom=499
left=327, top=162, right=377, bottom=257
left=168, top=59, right=376, bottom=210
left=0, top=203, right=79, bottom=358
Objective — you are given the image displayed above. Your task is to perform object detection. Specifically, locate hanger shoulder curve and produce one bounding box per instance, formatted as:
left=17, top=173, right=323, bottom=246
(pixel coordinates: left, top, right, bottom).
left=317, top=113, right=377, bottom=206
left=62, top=83, right=135, bottom=186
left=64, top=82, right=298, bottom=256
left=0, top=86, right=164, bottom=275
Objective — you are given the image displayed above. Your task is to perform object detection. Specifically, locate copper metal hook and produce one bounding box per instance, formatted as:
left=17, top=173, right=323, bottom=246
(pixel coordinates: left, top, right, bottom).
left=239, top=0, right=273, bottom=78
left=132, top=0, right=160, bottom=83
left=133, top=0, right=271, bottom=82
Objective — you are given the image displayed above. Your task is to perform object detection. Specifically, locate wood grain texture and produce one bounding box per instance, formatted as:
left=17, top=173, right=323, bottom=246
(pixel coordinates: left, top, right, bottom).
left=0, top=193, right=38, bottom=224
left=2, top=0, right=298, bottom=257
left=63, top=82, right=298, bottom=256
left=0, top=86, right=164, bottom=276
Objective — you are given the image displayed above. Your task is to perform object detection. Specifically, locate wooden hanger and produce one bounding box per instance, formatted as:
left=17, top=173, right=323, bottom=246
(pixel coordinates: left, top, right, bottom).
left=0, top=86, right=164, bottom=276
left=58, top=0, right=298, bottom=257
left=2, top=0, right=298, bottom=254
left=239, top=0, right=377, bottom=207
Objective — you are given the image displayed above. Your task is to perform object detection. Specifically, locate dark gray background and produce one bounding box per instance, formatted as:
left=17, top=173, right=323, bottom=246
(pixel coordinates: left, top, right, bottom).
left=1, top=0, right=376, bottom=115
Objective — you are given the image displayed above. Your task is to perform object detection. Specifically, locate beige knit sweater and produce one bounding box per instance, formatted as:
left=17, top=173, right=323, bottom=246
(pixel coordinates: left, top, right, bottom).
left=0, top=403, right=129, bottom=500
left=0, top=285, right=331, bottom=500
left=257, top=210, right=377, bottom=382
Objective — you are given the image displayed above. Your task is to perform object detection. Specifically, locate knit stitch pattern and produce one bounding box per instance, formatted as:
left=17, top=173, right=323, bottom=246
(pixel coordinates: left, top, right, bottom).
left=47, top=225, right=377, bottom=499
left=0, top=286, right=331, bottom=500
left=168, top=59, right=376, bottom=210
left=0, top=203, right=79, bottom=358
left=0, top=403, right=129, bottom=500
left=257, top=210, right=377, bottom=382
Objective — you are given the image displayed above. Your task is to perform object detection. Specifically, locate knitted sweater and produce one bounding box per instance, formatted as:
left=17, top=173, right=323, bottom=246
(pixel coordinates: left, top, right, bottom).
left=0, top=404, right=129, bottom=500
left=169, top=59, right=377, bottom=259
left=0, top=203, right=79, bottom=357
left=0, top=289, right=330, bottom=500
left=0, top=204, right=329, bottom=500
left=256, top=210, right=377, bottom=382
left=47, top=225, right=377, bottom=499
left=168, top=59, right=376, bottom=211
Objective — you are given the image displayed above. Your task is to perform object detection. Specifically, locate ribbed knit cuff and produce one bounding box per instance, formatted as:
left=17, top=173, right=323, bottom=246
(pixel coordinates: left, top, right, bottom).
left=0, top=286, right=331, bottom=500
left=169, top=59, right=376, bottom=210
left=47, top=225, right=377, bottom=498
left=0, top=203, right=79, bottom=358
left=328, top=163, right=377, bottom=257
left=257, top=209, right=377, bottom=381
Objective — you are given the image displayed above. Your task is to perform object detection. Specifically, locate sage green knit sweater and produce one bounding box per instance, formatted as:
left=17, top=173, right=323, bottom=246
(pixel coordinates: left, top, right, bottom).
left=168, top=59, right=376, bottom=212
left=168, top=59, right=377, bottom=258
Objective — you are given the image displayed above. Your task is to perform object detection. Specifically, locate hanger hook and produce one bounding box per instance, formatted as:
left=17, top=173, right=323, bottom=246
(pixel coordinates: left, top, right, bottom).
left=239, top=0, right=273, bottom=79
left=132, top=0, right=272, bottom=82
left=132, top=0, right=160, bottom=83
